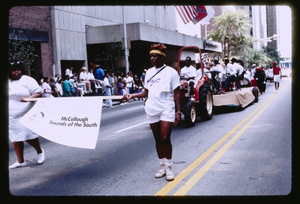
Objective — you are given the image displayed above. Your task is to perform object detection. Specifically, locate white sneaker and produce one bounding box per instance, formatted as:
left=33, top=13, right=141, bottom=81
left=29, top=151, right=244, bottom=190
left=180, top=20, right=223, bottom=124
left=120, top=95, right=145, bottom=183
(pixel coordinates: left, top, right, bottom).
left=37, top=148, right=45, bottom=164
left=155, top=164, right=166, bottom=178
left=9, top=161, right=27, bottom=169
left=165, top=165, right=174, bottom=181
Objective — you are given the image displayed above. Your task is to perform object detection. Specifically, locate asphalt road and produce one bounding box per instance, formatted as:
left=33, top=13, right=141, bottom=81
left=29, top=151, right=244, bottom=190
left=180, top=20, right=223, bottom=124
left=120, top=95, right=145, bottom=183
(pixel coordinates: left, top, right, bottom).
left=7, top=77, right=292, bottom=199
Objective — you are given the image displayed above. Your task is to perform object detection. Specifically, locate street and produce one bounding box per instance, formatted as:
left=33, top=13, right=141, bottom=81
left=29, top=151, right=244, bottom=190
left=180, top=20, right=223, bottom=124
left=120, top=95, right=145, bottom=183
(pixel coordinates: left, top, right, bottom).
left=8, top=77, right=292, bottom=197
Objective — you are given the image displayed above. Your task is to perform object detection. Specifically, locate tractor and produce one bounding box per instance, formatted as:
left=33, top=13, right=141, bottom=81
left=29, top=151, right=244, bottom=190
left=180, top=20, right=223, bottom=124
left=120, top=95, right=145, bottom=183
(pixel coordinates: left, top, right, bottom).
left=177, top=46, right=213, bottom=127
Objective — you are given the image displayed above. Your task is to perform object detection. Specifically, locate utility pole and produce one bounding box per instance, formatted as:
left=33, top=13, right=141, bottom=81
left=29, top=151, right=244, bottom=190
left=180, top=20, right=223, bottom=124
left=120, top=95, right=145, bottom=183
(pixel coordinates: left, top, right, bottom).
left=122, top=6, right=129, bottom=74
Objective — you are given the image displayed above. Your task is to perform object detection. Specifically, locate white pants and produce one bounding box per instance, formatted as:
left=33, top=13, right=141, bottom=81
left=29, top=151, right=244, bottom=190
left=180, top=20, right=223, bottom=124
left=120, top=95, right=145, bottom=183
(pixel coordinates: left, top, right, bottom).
left=274, top=75, right=281, bottom=82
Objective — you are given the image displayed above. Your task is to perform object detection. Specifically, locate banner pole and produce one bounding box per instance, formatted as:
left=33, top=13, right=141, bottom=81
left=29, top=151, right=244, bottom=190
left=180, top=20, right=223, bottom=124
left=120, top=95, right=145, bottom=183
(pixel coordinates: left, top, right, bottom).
left=24, top=95, right=123, bottom=102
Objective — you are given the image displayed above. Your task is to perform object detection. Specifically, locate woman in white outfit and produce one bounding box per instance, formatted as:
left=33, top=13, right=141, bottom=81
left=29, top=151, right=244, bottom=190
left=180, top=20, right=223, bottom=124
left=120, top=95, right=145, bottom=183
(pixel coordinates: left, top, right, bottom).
left=42, top=77, right=53, bottom=98
left=79, top=67, right=92, bottom=93
left=9, top=62, right=45, bottom=169
left=123, top=43, right=181, bottom=181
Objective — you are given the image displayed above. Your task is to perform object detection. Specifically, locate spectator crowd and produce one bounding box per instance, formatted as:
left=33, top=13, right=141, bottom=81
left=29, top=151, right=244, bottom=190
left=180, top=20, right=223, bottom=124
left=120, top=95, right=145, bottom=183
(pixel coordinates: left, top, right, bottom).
left=36, top=65, right=147, bottom=106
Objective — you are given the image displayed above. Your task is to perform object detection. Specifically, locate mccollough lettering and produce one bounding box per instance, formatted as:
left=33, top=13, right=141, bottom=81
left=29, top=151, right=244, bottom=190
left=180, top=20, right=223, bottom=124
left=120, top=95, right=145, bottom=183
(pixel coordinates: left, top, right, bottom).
left=61, top=116, right=88, bottom=123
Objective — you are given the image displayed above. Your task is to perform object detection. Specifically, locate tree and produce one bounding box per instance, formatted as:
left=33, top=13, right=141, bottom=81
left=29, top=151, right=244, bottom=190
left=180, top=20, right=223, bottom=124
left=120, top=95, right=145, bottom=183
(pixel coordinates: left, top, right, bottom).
left=206, top=9, right=254, bottom=58
left=97, top=39, right=125, bottom=74
left=8, top=29, right=38, bottom=76
left=245, top=48, right=272, bottom=68
left=262, top=46, right=284, bottom=64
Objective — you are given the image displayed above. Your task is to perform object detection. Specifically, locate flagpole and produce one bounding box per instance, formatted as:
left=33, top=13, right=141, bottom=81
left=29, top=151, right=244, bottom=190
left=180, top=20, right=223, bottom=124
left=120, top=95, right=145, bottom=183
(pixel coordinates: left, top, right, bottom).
left=122, top=6, right=129, bottom=74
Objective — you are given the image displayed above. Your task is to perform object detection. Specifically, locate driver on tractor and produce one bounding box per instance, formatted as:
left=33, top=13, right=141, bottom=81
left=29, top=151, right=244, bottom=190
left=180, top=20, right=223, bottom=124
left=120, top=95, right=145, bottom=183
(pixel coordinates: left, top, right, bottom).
left=180, top=56, right=197, bottom=95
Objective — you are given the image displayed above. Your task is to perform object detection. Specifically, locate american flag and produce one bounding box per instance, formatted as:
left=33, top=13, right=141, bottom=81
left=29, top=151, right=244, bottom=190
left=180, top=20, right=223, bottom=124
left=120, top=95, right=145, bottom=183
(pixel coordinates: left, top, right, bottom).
left=175, top=5, right=211, bottom=24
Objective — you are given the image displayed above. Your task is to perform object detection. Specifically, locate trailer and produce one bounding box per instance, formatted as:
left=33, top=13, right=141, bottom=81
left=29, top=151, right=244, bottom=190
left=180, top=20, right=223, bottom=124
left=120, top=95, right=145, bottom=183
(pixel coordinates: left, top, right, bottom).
left=177, top=46, right=259, bottom=127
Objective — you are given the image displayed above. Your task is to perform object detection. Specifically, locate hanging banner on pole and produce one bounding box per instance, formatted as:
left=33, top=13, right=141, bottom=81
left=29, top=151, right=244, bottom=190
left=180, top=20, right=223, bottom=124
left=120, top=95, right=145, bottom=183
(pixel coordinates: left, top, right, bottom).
left=19, top=96, right=121, bottom=149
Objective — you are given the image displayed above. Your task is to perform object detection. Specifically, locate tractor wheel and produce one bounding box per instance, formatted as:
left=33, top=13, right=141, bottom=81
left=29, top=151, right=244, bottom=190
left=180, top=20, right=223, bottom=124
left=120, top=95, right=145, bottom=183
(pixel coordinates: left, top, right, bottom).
left=184, top=101, right=197, bottom=127
left=198, top=83, right=213, bottom=120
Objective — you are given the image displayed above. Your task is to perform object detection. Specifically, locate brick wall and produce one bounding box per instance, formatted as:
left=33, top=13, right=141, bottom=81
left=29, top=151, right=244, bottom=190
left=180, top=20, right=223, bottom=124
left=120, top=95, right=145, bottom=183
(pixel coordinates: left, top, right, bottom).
left=9, top=6, right=53, bottom=79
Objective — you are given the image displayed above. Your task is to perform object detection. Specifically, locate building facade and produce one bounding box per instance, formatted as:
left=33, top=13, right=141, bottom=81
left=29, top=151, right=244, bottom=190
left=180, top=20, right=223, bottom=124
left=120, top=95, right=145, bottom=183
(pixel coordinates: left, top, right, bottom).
left=9, top=6, right=53, bottom=80
left=266, top=6, right=278, bottom=49
left=9, top=6, right=222, bottom=79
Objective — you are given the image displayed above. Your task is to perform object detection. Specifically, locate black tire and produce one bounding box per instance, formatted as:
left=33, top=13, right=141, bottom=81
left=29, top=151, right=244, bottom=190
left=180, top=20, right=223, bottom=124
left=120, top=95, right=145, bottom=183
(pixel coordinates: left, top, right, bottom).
left=198, top=83, right=213, bottom=120
left=252, top=87, right=259, bottom=102
left=183, top=101, right=197, bottom=127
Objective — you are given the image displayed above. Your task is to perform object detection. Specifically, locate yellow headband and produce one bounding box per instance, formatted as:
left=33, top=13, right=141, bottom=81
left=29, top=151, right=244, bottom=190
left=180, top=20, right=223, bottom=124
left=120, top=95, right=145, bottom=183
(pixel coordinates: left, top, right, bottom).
left=149, top=50, right=166, bottom=57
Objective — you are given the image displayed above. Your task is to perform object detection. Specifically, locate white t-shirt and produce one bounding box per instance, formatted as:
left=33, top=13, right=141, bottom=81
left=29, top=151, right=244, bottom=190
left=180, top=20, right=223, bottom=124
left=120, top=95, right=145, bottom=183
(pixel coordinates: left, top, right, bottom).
left=87, top=72, right=95, bottom=80
left=210, top=64, right=223, bottom=73
left=144, top=65, right=180, bottom=116
left=103, top=77, right=111, bottom=87
left=65, top=68, right=73, bottom=77
left=124, top=76, right=133, bottom=87
left=180, top=65, right=197, bottom=78
left=233, top=62, right=244, bottom=76
left=210, top=64, right=224, bottom=79
left=42, top=82, right=53, bottom=98
left=79, top=71, right=88, bottom=82
left=196, top=68, right=211, bottom=80
left=226, top=63, right=237, bottom=76
left=56, top=83, right=63, bottom=96
left=267, top=68, right=273, bottom=77
left=9, top=75, right=42, bottom=142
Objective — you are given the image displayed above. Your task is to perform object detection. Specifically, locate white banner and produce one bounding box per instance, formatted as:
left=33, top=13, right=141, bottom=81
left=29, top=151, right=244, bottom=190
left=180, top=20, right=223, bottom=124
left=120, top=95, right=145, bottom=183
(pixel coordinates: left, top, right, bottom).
left=19, top=97, right=112, bottom=149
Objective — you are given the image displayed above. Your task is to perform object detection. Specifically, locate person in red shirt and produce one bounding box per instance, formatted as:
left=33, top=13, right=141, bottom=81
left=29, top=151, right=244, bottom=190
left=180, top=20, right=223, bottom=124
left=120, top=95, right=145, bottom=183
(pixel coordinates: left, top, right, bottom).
left=272, top=62, right=281, bottom=93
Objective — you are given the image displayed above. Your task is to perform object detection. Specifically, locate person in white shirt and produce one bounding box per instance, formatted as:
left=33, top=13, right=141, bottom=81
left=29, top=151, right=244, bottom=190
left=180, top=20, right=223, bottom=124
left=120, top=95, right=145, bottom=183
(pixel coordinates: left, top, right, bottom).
left=233, top=59, right=245, bottom=89
left=9, top=62, right=45, bottom=169
left=69, top=76, right=84, bottom=96
left=87, top=68, right=101, bottom=95
left=223, top=59, right=237, bottom=92
left=123, top=73, right=134, bottom=94
left=42, top=77, right=53, bottom=98
left=122, top=43, right=181, bottom=181
left=267, top=67, right=274, bottom=83
left=210, top=60, right=224, bottom=93
left=180, top=56, right=197, bottom=80
left=196, top=63, right=212, bottom=81
left=65, top=66, right=73, bottom=78
left=79, top=67, right=92, bottom=93
left=250, top=64, right=257, bottom=80
left=103, top=72, right=112, bottom=108
left=87, top=68, right=101, bottom=88
left=56, top=78, right=63, bottom=96
left=181, top=56, right=197, bottom=94
left=232, top=59, right=244, bottom=78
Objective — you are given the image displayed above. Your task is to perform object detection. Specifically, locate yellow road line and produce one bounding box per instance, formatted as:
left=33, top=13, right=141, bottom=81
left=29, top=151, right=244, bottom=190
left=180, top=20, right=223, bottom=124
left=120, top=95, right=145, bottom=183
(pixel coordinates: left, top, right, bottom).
left=155, top=82, right=288, bottom=196
left=173, top=90, right=278, bottom=195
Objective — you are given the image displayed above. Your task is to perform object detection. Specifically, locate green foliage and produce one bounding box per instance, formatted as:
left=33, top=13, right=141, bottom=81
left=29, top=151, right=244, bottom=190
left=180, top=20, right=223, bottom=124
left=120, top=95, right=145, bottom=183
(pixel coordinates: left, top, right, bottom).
left=8, top=30, right=38, bottom=75
left=206, top=9, right=254, bottom=57
left=245, top=49, right=272, bottom=67
left=97, top=39, right=125, bottom=73
left=262, top=46, right=284, bottom=64
left=245, top=46, right=284, bottom=68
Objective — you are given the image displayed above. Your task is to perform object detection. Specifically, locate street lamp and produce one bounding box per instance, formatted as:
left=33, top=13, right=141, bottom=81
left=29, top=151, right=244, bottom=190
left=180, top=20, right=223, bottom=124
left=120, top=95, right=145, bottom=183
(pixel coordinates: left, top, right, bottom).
left=259, top=34, right=279, bottom=41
